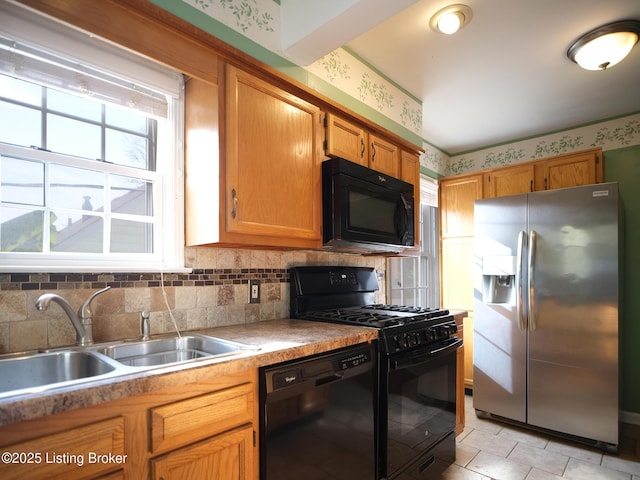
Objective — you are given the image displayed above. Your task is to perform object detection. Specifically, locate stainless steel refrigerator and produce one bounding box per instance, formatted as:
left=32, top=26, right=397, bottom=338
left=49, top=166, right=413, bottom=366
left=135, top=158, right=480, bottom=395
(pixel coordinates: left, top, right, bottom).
left=473, top=182, right=622, bottom=451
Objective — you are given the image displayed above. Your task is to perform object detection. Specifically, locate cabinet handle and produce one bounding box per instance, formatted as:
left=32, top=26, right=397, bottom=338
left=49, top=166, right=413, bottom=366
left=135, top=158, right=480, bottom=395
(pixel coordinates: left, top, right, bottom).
left=360, top=138, right=365, bottom=158
left=544, top=178, right=548, bottom=190
left=371, top=142, right=376, bottom=162
left=530, top=179, right=533, bottom=192
left=231, top=188, right=238, bottom=219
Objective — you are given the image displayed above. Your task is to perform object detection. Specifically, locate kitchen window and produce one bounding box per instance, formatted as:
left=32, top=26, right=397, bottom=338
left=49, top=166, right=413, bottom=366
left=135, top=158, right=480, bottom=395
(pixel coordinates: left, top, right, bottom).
left=0, top=3, right=185, bottom=272
left=387, top=176, right=440, bottom=306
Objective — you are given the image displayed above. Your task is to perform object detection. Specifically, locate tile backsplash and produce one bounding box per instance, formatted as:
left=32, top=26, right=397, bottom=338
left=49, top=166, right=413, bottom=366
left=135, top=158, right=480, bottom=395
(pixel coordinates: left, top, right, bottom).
left=0, top=247, right=386, bottom=354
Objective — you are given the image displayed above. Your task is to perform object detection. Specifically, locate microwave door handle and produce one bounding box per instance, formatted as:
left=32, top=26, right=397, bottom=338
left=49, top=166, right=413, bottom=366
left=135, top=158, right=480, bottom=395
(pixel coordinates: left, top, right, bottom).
left=395, top=197, right=409, bottom=242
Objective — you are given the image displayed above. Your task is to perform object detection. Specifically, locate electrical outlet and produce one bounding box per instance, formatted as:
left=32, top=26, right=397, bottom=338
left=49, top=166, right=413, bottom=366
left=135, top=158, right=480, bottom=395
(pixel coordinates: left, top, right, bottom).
left=248, top=279, right=261, bottom=303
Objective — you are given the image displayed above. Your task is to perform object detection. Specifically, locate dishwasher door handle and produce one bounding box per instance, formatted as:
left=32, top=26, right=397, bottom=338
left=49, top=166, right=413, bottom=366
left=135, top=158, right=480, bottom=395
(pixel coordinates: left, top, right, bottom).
left=315, top=373, right=344, bottom=386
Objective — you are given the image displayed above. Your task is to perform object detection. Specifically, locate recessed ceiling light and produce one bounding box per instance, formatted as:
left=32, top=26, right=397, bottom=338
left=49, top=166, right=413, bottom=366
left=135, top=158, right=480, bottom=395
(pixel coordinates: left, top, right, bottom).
left=429, top=4, right=473, bottom=35
left=567, top=20, right=640, bottom=70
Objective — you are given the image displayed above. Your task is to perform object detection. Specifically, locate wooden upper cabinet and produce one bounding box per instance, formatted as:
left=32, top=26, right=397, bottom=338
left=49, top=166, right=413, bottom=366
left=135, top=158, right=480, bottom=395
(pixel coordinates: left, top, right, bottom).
left=484, top=164, right=534, bottom=198
left=536, top=149, right=602, bottom=190
left=439, top=173, right=483, bottom=237
left=225, top=65, right=323, bottom=243
left=482, top=148, right=603, bottom=199
left=185, top=65, right=324, bottom=249
left=399, top=150, right=419, bottom=187
left=325, top=113, right=367, bottom=166
left=369, top=133, right=399, bottom=176
left=325, top=113, right=399, bottom=176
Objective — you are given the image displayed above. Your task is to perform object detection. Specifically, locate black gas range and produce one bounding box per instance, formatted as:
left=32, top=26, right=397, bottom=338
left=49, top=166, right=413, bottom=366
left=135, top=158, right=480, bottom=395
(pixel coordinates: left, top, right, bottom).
left=290, top=265, right=457, bottom=355
left=290, top=266, right=460, bottom=479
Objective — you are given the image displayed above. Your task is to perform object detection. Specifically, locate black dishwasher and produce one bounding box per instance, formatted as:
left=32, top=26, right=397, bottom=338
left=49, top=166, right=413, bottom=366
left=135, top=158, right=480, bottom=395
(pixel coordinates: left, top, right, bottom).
left=259, top=341, right=379, bottom=480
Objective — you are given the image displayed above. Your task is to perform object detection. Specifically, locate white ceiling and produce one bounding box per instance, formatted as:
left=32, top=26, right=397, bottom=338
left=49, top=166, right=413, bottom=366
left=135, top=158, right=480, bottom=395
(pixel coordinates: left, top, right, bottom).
left=283, top=0, right=640, bottom=155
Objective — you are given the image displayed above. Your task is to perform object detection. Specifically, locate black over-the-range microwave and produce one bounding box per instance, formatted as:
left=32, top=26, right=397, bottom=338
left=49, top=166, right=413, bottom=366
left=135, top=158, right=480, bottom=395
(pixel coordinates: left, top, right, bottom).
left=322, top=157, right=415, bottom=253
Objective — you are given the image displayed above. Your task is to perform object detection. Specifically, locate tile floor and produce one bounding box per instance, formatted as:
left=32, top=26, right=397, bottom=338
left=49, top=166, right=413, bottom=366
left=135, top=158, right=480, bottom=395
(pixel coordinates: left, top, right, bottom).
left=444, top=394, right=640, bottom=479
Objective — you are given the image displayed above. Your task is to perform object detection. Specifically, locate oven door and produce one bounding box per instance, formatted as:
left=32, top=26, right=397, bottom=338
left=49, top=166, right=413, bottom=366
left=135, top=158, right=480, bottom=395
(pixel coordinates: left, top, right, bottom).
left=381, top=337, right=461, bottom=480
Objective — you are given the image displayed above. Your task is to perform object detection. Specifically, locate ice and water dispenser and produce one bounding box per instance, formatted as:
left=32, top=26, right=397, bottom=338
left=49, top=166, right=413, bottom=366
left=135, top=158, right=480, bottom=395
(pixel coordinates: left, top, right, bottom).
left=481, top=255, right=517, bottom=304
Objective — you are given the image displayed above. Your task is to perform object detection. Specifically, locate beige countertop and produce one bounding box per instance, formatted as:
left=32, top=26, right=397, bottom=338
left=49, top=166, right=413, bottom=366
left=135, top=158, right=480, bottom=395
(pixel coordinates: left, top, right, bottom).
left=0, top=318, right=379, bottom=427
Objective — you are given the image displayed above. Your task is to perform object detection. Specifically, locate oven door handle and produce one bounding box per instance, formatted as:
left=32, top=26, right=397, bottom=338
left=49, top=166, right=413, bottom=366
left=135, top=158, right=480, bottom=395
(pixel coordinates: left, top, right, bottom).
left=390, top=337, right=462, bottom=369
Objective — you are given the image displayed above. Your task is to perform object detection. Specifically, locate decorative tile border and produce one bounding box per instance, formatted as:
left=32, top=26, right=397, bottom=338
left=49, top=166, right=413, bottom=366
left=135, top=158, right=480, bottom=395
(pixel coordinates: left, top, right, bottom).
left=0, top=269, right=289, bottom=291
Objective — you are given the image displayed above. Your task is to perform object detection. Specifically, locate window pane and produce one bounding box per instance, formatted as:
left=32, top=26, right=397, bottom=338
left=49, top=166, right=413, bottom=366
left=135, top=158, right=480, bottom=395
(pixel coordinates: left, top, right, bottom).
left=0, top=101, right=42, bottom=147
left=51, top=211, right=103, bottom=253
left=0, top=205, right=44, bottom=252
left=49, top=164, right=104, bottom=212
left=106, top=128, right=148, bottom=169
left=1, top=156, right=44, bottom=206
left=106, top=104, right=147, bottom=133
left=111, top=175, right=152, bottom=215
left=110, top=219, right=152, bottom=253
left=47, top=113, right=101, bottom=159
left=48, top=89, right=101, bottom=121
left=0, top=76, right=42, bottom=106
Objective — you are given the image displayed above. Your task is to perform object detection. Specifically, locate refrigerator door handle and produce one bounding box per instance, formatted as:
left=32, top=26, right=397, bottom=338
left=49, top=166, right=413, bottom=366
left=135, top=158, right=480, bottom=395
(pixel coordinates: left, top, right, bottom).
left=528, top=229, right=537, bottom=331
left=516, top=230, right=527, bottom=331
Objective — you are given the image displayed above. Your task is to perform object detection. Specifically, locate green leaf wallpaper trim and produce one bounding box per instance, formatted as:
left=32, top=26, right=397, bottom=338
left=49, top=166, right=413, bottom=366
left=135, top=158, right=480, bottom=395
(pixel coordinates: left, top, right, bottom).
left=358, top=73, right=394, bottom=111
left=592, top=119, right=640, bottom=147
left=533, top=135, right=584, bottom=158
left=481, top=147, right=526, bottom=169
left=401, top=101, right=422, bottom=133
left=192, top=0, right=275, bottom=33
left=446, top=113, right=640, bottom=177
left=317, top=51, right=351, bottom=82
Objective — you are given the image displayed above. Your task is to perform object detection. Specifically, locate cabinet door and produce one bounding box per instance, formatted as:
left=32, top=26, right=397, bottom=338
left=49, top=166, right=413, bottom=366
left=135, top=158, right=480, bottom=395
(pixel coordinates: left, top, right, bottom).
left=369, top=133, right=399, bottom=176
left=151, top=426, right=254, bottom=480
left=485, top=164, right=534, bottom=198
left=538, top=150, right=601, bottom=190
left=325, top=113, right=367, bottom=166
left=225, top=65, right=322, bottom=241
left=399, top=150, right=419, bottom=186
left=439, top=174, right=483, bottom=237
left=0, top=417, right=125, bottom=480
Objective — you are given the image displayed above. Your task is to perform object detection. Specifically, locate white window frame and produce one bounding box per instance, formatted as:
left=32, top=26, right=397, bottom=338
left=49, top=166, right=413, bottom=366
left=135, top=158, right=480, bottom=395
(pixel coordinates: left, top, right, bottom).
left=387, top=175, right=440, bottom=307
left=0, top=2, right=187, bottom=273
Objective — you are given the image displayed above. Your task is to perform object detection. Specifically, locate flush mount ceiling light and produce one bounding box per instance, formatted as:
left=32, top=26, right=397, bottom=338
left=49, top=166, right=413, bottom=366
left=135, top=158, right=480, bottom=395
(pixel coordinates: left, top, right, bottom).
left=567, top=20, right=640, bottom=70
left=429, top=4, right=473, bottom=35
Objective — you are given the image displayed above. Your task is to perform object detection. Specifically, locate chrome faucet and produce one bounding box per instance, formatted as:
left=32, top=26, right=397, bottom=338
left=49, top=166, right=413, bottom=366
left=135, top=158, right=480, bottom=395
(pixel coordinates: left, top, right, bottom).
left=35, top=286, right=112, bottom=346
left=140, top=311, right=150, bottom=341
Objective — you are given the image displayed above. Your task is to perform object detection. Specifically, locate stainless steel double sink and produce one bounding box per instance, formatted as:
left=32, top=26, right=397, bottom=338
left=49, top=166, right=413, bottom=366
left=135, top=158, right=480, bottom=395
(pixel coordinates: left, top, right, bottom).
left=0, top=334, right=257, bottom=399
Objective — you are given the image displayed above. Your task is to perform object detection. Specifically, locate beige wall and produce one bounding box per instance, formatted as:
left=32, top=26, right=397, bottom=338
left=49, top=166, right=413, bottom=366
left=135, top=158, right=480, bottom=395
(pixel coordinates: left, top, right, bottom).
left=0, top=246, right=386, bottom=354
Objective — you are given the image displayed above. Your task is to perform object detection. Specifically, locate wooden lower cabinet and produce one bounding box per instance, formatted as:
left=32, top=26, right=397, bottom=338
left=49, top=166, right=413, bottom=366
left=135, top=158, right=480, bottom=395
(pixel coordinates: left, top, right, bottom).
left=462, top=314, right=474, bottom=391
left=0, top=417, right=125, bottom=480
left=0, top=370, right=258, bottom=480
left=151, top=425, right=254, bottom=480
left=454, top=315, right=466, bottom=436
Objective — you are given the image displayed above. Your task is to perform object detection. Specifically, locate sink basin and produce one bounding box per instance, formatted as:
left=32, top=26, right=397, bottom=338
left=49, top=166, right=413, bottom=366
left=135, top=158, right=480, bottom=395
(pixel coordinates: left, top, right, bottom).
left=94, top=335, right=248, bottom=367
left=0, top=351, right=116, bottom=396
